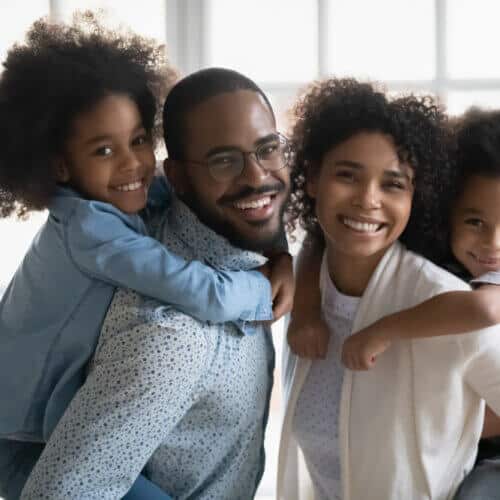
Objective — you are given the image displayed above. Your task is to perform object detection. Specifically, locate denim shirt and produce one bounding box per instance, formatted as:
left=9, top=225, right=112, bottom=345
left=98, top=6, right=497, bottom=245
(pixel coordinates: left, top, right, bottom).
left=0, top=184, right=272, bottom=444
left=21, top=197, right=275, bottom=500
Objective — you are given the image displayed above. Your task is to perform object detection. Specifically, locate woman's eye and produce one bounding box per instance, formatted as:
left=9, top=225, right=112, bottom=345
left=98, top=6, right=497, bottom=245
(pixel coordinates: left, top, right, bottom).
left=335, top=170, right=355, bottom=180
left=384, top=181, right=405, bottom=190
left=94, top=146, right=112, bottom=157
left=465, top=218, right=484, bottom=227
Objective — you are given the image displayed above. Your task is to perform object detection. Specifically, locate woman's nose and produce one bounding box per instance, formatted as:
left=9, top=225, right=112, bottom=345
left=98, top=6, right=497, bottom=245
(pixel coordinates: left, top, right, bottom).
left=352, top=183, right=382, bottom=209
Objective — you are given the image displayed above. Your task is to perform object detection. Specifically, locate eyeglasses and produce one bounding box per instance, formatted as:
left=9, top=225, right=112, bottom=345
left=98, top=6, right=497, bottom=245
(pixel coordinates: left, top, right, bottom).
left=181, top=132, right=292, bottom=182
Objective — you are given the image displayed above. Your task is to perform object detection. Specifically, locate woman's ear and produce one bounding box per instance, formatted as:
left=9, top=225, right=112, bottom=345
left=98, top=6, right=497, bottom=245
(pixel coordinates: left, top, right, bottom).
left=305, top=163, right=319, bottom=198
left=164, top=158, right=186, bottom=196
left=53, top=157, right=70, bottom=183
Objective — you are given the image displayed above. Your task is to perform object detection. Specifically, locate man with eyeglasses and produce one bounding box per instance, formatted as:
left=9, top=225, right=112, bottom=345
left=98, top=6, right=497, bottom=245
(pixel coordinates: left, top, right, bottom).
left=22, top=68, right=291, bottom=500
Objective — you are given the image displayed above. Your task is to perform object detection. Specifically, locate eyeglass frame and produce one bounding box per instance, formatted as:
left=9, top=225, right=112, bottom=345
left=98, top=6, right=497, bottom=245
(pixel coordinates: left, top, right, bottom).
left=174, top=132, right=292, bottom=182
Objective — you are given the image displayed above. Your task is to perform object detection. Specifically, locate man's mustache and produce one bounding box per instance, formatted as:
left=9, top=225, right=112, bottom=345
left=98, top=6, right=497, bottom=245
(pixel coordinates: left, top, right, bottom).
left=219, top=182, right=287, bottom=205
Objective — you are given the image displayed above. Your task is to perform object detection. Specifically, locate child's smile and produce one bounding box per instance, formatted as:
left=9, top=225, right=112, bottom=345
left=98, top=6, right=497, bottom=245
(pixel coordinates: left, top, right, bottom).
left=451, top=174, right=500, bottom=277
left=58, top=94, right=156, bottom=214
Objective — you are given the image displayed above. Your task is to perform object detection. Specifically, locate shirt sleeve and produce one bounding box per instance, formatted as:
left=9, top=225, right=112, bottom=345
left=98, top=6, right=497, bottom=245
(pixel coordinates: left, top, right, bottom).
left=21, top=290, right=209, bottom=500
left=462, top=326, right=500, bottom=416
left=66, top=203, right=273, bottom=323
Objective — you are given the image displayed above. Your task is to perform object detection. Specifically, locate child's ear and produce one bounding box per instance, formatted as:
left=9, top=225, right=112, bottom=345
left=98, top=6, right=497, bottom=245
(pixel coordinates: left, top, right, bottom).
left=53, top=157, right=70, bottom=183
left=164, top=158, right=186, bottom=196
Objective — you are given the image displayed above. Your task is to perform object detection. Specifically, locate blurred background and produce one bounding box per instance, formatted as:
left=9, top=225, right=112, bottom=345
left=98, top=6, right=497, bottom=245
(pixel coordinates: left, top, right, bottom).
left=1, top=1, right=500, bottom=498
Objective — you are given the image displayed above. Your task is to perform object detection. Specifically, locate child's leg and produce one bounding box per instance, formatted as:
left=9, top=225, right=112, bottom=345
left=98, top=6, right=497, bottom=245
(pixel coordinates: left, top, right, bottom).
left=453, top=458, right=500, bottom=500
left=122, top=473, right=172, bottom=500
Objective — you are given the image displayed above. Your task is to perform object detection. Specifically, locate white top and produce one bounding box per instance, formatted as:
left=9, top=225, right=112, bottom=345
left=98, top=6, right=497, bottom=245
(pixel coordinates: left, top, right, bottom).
left=293, top=255, right=359, bottom=500
left=277, top=242, right=500, bottom=500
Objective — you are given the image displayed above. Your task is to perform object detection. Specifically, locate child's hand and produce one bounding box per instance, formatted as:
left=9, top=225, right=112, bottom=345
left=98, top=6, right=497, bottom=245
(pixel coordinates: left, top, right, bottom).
left=341, top=325, right=391, bottom=370
left=287, top=318, right=330, bottom=359
left=268, top=252, right=294, bottom=320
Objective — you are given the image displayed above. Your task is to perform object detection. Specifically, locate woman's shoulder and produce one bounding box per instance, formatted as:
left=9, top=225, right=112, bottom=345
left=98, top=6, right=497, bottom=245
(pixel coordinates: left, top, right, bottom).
left=399, top=245, right=470, bottom=294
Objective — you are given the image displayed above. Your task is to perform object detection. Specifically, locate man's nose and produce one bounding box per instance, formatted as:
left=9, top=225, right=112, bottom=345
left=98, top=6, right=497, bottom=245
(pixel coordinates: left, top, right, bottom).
left=237, top=153, right=270, bottom=187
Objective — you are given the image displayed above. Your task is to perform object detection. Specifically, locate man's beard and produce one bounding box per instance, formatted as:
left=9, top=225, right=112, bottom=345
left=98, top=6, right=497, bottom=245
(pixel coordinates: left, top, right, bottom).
left=180, top=183, right=289, bottom=254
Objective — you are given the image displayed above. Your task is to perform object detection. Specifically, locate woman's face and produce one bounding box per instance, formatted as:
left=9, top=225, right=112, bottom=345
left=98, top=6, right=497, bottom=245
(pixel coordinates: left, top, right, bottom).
left=307, top=132, right=415, bottom=267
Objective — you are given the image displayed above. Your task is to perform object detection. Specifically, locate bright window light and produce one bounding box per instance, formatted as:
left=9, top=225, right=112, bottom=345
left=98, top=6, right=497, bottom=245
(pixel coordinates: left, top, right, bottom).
left=207, top=0, right=318, bottom=83
left=326, top=0, right=435, bottom=81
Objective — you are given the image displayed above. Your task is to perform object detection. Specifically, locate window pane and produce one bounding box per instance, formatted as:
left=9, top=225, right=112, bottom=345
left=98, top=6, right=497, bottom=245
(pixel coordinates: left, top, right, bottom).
left=446, top=91, right=500, bottom=116
left=57, top=0, right=166, bottom=41
left=207, top=0, right=318, bottom=83
left=447, top=0, right=500, bottom=79
left=327, top=0, right=435, bottom=80
left=0, top=1, right=50, bottom=65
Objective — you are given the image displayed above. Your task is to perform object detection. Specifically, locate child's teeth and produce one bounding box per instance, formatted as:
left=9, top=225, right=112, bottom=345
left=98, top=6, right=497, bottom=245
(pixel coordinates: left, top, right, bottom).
left=116, top=181, right=142, bottom=192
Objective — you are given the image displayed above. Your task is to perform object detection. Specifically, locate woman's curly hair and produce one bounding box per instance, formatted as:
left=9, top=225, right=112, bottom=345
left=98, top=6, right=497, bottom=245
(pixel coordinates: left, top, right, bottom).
left=0, top=11, right=177, bottom=217
left=285, top=78, right=453, bottom=265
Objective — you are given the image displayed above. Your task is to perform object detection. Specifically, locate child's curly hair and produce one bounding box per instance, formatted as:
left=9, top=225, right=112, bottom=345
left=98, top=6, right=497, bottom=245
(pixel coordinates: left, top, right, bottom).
left=0, top=11, right=177, bottom=217
left=285, top=78, right=453, bottom=265
left=454, top=107, right=500, bottom=189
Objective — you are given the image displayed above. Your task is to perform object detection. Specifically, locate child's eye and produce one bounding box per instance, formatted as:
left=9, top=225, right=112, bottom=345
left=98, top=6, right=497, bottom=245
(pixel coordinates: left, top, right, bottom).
left=464, top=218, right=484, bottom=228
left=132, top=134, right=150, bottom=146
left=94, top=146, right=113, bottom=157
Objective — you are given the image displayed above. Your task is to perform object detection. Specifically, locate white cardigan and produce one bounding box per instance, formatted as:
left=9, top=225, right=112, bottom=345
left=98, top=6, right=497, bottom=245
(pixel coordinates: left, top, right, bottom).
left=277, top=242, right=500, bottom=500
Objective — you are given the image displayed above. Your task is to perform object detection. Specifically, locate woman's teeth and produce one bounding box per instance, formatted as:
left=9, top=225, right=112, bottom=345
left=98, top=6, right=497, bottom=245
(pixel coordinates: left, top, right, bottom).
left=116, top=181, right=142, bottom=192
left=342, top=217, right=381, bottom=233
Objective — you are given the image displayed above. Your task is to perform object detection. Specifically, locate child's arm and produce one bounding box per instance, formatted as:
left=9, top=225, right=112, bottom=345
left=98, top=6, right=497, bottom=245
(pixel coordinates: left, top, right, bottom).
left=342, top=285, right=500, bottom=370
left=287, top=236, right=330, bottom=359
left=67, top=203, right=273, bottom=326
left=267, top=252, right=294, bottom=320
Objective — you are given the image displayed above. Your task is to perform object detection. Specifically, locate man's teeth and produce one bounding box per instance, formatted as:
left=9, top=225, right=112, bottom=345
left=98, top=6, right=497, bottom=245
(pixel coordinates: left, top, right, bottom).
left=342, top=217, right=381, bottom=232
left=234, top=196, right=271, bottom=210
left=116, top=181, right=142, bottom=192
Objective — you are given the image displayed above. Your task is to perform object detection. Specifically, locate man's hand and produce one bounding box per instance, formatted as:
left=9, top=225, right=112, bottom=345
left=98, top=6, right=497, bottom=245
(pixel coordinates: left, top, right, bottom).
left=287, top=318, right=330, bottom=359
left=267, top=253, right=294, bottom=320
left=341, top=325, right=391, bottom=370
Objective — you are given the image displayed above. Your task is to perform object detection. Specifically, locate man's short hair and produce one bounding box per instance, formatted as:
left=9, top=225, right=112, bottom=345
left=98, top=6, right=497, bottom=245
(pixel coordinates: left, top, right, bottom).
left=162, top=67, right=274, bottom=160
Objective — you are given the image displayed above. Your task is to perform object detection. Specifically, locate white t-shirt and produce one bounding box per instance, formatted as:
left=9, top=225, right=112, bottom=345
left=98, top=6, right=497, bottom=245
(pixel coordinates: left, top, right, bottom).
left=293, top=255, right=360, bottom=500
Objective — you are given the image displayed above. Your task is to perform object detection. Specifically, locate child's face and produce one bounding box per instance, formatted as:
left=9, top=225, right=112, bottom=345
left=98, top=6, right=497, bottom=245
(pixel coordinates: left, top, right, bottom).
left=307, top=132, right=414, bottom=267
left=59, top=94, right=156, bottom=214
left=451, top=175, right=500, bottom=277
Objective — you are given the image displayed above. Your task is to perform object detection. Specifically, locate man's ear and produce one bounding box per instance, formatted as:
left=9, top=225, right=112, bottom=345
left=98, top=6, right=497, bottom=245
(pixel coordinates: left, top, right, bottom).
left=53, top=157, right=70, bottom=183
left=164, top=158, right=186, bottom=196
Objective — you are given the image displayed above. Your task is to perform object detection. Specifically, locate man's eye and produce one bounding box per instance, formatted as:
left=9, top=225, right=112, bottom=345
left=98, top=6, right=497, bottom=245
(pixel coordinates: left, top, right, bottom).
left=209, top=155, right=239, bottom=168
left=259, top=143, right=279, bottom=158
left=465, top=218, right=484, bottom=227
left=94, top=146, right=112, bottom=157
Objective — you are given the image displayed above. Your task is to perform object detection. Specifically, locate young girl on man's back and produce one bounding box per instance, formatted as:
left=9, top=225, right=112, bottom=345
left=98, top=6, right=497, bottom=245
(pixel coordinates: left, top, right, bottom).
left=0, top=14, right=291, bottom=499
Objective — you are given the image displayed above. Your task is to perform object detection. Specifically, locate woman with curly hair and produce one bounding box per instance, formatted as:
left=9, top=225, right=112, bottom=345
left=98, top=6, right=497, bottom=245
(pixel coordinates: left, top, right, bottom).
left=277, top=79, right=500, bottom=500
left=0, top=14, right=286, bottom=500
